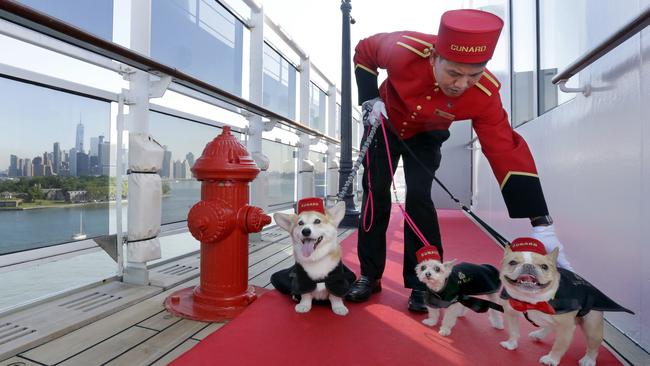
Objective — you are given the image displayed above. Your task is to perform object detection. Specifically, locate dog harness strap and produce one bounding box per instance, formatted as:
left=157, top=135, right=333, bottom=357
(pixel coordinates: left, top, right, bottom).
left=458, top=295, right=504, bottom=313
left=523, top=312, right=540, bottom=327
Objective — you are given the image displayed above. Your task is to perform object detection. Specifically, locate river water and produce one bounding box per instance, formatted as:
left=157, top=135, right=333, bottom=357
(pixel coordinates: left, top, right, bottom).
left=0, top=180, right=201, bottom=255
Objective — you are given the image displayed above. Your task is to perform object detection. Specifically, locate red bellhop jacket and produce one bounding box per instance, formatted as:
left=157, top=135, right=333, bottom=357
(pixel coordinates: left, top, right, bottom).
left=354, top=31, right=549, bottom=218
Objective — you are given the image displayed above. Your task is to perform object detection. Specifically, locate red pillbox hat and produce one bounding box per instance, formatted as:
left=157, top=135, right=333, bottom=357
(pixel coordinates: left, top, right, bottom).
left=436, top=9, right=503, bottom=64
left=297, top=197, right=325, bottom=214
left=509, top=237, right=547, bottom=256
left=416, top=246, right=442, bottom=263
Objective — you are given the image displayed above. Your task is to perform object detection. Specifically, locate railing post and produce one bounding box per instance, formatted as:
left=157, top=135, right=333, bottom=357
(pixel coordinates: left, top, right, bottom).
left=298, top=57, right=314, bottom=200
left=246, top=5, right=268, bottom=241
left=327, top=84, right=339, bottom=206
left=338, top=0, right=359, bottom=227
left=123, top=0, right=159, bottom=285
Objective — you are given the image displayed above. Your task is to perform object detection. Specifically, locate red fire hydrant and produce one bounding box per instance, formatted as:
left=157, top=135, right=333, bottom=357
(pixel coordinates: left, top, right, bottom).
left=164, top=126, right=271, bottom=322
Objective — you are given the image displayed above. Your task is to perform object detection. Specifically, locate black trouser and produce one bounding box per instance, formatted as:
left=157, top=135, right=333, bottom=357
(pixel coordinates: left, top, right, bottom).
left=357, top=125, right=450, bottom=290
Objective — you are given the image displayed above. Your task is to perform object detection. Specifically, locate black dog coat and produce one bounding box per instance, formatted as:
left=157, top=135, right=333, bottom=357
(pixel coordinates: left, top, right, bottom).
left=501, top=268, right=634, bottom=317
left=425, top=262, right=502, bottom=313
left=271, top=262, right=356, bottom=301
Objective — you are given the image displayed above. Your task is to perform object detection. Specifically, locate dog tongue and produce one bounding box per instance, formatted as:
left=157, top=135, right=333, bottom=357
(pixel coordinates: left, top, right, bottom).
left=301, top=242, right=315, bottom=257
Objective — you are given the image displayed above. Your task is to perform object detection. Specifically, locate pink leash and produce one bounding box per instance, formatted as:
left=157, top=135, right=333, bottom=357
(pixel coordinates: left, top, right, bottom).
left=361, top=115, right=433, bottom=247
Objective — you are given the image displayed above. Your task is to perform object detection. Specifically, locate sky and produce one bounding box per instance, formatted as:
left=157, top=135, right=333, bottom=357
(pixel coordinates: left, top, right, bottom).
left=0, top=0, right=469, bottom=172
left=259, top=0, right=467, bottom=86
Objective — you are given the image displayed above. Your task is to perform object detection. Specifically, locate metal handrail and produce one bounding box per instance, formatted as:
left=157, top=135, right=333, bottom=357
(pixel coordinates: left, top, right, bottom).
left=0, top=0, right=340, bottom=145
left=552, top=6, right=650, bottom=85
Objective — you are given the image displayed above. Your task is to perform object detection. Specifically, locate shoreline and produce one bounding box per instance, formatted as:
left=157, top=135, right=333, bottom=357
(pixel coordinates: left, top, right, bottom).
left=0, top=199, right=129, bottom=211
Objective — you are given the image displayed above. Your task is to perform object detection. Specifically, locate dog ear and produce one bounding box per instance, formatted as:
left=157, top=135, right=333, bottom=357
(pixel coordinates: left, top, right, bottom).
left=273, top=212, right=294, bottom=232
left=504, top=245, right=512, bottom=255
left=443, top=258, right=457, bottom=271
left=327, top=201, right=346, bottom=227
left=548, top=247, right=559, bottom=266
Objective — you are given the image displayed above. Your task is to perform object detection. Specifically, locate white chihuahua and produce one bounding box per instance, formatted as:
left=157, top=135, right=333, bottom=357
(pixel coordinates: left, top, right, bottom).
left=415, top=247, right=504, bottom=336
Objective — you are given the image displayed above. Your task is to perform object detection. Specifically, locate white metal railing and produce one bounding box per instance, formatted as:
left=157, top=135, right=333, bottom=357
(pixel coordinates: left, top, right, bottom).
left=0, top=0, right=362, bottom=289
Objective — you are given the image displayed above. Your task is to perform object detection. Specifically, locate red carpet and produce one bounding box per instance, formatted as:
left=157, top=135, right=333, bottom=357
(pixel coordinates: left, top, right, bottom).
left=172, top=207, right=623, bottom=365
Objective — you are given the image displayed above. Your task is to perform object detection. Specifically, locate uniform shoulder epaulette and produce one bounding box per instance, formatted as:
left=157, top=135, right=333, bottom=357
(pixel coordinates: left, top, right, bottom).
left=396, top=34, right=433, bottom=58
left=475, top=69, right=500, bottom=97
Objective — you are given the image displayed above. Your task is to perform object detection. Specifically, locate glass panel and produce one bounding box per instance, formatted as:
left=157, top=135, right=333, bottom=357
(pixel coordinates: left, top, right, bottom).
left=263, top=139, right=295, bottom=207
left=538, top=0, right=586, bottom=113
left=149, top=112, right=241, bottom=224
left=263, top=44, right=297, bottom=120
left=309, top=83, right=327, bottom=132
left=0, top=77, right=110, bottom=254
left=511, top=0, right=536, bottom=126
left=16, top=0, right=114, bottom=41
left=151, top=0, right=244, bottom=96
left=352, top=118, right=360, bottom=149
left=335, top=104, right=341, bottom=140
left=309, top=151, right=326, bottom=198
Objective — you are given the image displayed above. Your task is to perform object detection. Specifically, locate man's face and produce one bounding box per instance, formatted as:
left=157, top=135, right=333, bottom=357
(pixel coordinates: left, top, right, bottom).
left=431, top=55, right=485, bottom=98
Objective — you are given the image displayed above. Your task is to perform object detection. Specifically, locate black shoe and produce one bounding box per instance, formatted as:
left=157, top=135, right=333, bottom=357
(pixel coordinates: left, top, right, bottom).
left=345, top=276, right=381, bottom=302
left=408, top=289, right=428, bottom=312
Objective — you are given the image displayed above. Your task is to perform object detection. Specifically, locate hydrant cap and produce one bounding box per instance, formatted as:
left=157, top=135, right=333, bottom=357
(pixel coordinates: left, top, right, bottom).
left=192, top=126, right=260, bottom=181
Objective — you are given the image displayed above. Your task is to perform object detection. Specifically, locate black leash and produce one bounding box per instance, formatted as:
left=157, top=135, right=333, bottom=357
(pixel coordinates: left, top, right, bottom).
left=379, top=121, right=511, bottom=248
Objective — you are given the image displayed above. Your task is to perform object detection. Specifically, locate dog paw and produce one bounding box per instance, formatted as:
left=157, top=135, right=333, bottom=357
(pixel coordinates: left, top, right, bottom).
left=438, top=327, right=452, bottom=337
left=295, top=303, right=311, bottom=313
left=539, top=354, right=560, bottom=366
left=332, top=305, right=349, bottom=316
left=578, top=355, right=596, bottom=366
left=500, top=340, right=518, bottom=350
left=422, top=318, right=438, bottom=327
left=529, top=328, right=548, bottom=341
left=489, top=315, right=504, bottom=329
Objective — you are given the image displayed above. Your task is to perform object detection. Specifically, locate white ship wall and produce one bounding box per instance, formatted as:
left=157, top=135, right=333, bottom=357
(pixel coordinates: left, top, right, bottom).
left=473, top=0, right=650, bottom=350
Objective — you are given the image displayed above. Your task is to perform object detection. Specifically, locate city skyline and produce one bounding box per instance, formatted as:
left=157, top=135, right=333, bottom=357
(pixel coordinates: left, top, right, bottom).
left=0, top=76, right=110, bottom=172
left=5, top=122, right=110, bottom=178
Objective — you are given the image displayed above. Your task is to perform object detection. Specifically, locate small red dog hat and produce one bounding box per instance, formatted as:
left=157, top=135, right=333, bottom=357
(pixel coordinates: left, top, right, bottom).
left=509, top=237, right=547, bottom=255
left=297, top=197, right=325, bottom=214
left=416, top=246, right=442, bottom=263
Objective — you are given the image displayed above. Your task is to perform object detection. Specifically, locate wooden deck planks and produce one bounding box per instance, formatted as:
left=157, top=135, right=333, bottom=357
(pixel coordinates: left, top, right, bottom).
left=1, top=227, right=356, bottom=366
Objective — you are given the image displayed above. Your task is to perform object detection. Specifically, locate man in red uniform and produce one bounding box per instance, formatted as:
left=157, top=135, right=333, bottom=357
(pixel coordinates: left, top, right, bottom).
left=345, top=9, right=572, bottom=312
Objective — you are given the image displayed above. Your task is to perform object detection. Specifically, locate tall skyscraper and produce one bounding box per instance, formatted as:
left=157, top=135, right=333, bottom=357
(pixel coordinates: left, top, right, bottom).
left=76, top=151, right=90, bottom=176
left=161, top=147, right=172, bottom=179
left=9, top=155, right=18, bottom=177
left=53, top=142, right=61, bottom=174
left=75, top=122, right=84, bottom=153
left=32, top=156, right=43, bottom=177
left=69, top=148, right=77, bottom=176
left=185, top=152, right=195, bottom=167
left=99, top=140, right=110, bottom=176
left=90, top=136, right=99, bottom=157
left=22, top=158, right=32, bottom=177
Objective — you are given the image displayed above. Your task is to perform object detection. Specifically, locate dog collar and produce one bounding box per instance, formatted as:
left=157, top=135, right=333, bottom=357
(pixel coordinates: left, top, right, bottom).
left=508, top=298, right=556, bottom=315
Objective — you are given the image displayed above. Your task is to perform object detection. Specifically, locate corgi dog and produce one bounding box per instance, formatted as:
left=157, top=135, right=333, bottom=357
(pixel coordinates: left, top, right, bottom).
left=273, top=198, right=350, bottom=316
